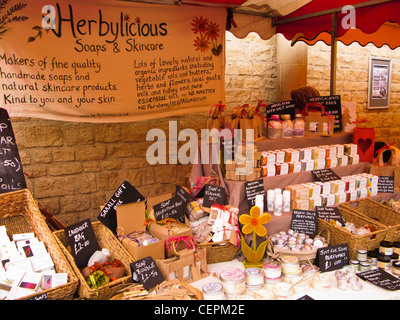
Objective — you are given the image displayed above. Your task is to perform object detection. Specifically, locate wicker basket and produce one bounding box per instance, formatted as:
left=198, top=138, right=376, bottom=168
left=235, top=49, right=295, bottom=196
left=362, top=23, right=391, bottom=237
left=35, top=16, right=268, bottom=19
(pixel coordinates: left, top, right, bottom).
left=318, top=206, right=389, bottom=259
left=266, top=229, right=330, bottom=262
left=196, top=240, right=239, bottom=264
left=53, top=221, right=134, bottom=300
left=0, top=189, right=78, bottom=300
left=340, top=198, right=400, bottom=242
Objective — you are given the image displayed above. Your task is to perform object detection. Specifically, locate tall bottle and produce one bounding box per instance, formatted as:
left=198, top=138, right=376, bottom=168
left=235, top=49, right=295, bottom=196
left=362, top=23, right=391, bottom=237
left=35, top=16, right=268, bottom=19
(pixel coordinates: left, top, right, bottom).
left=281, top=114, right=293, bottom=138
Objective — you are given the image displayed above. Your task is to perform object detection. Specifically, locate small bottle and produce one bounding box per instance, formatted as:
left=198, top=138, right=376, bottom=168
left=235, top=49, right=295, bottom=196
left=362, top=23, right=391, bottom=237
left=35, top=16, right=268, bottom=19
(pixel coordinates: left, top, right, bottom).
left=293, top=114, right=305, bottom=138
left=255, top=194, right=264, bottom=213
left=282, top=190, right=291, bottom=212
left=274, top=193, right=283, bottom=216
left=281, top=114, right=293, bottom=138
left=267, top=190, right=275, bottom=212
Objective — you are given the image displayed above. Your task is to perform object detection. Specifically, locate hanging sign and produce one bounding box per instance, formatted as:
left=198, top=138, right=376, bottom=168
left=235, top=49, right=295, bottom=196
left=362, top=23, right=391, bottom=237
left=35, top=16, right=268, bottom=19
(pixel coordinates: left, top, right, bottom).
left=0, top=0, right=225, bottom=122
left=0, top=108, right=26, bottom=193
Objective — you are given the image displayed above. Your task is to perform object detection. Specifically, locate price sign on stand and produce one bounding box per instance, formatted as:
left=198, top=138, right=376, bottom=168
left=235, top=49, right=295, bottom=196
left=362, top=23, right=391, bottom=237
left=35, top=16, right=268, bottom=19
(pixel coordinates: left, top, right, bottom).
left=64, top=218, right=100, bottom=268
left=245, top=179, right=265, bottom=208
left=202, top=184, right=225, bottom=207
left=0, top=108, right=26, bottom=194
left=97, top=180, right=145, bottom=235
left=153, top=196, right=185, bottom=223
left=312, top=168, right=340, bottom=182
left=315, top=243, right=349, bottom=273
left=316, top=206, right=344, bottom=225
left=291, top=210, right=318, bottom=238
left=377, top=176, right=394, bottom=193
left=309, top=95, right=342, bottom=133
left=130, top=256, right=165, bottom=290
left=357, top=269, right=400, bottom=291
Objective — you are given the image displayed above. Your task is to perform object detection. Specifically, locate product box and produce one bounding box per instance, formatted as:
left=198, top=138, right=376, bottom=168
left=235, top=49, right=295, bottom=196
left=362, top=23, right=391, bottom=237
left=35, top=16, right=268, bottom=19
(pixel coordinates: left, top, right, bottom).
left=321, top=145, right=336, bottom=158
left=346, top=189, right=358, bottom=202
left=357, top=188, right=368, bottom=199
left=283, top=149, right=300, bottom=163
left=291, top=186, right=310, bottom=200
left=321, top=194, right=335, bottom=207
left=325, top=157, right=338, bottom=168
left=344, top=143, right=358, bottom=156
left=353, top=175, right=367, bottom=189
left=314, top=159, right=325, bottom=170
left=342, top=177, right=356, bottom=191
left=349, top=154, right=360, bottom=165
left=311, top=147, right=326, bottom=160
left=117, top=198, right=166, bottom=262
left=301, top=160, right=314, bottom=172
left=261, top=152, right=276, bottom=166
left=299, top=148, right=312, bottom=161
left=333, top=144, right=344, bottom=157
left=275, top=163, right=289, bottom=175
left=330, top=180, right=346, bottom=194
left=261, top=165, right=276, bottom=177
left=288, top=162, right=302, bottom=174
left=272, top=150, right=285, bottom=164
left=314, top=181, right=331, bottom=195
left=304, top=183, right=321, bottom=198
left=309, top=196, right=322, bottom=210
left=337, top=155, right=349, bottom=166
left=292, top=199, right=309, bottom=210
left=367, top=186, right=378, bottom=197
left=335, top=193, right=347, bottom=205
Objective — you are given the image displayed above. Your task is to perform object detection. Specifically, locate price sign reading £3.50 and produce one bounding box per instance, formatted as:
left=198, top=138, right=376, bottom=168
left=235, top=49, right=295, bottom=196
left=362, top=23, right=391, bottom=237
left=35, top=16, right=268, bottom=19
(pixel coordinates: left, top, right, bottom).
left=64, top=218, right=100, bottom=268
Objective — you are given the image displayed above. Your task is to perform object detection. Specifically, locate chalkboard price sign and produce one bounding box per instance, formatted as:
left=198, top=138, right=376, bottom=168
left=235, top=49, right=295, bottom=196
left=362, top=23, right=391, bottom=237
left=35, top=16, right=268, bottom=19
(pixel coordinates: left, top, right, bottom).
left=316, top=206, right=344, bottom=225
left=291, top=210, right=318, bottom=238
left=153, top=196, right=185, bottom=223
left=309, top=95, right=342, bottom=133
left=97, top=180, right=145, bottom=235
left=175, top=185, right=191, bottom=205
left=202, top=184, right=225, bottom=207
left=377, top=176, right=394, bottom=193
left=315, top=243, right=349, bottom=273
left=64, top=218, right=100, bottom=268
left=245, top=179, right=265, bottom=208
left=357, top=269, right=400, bottom=291
left=0, top=108, right=26, bottom=194
left=130, top=256, right=165, bottom=290
left=312, top=168, right=340, bottom=182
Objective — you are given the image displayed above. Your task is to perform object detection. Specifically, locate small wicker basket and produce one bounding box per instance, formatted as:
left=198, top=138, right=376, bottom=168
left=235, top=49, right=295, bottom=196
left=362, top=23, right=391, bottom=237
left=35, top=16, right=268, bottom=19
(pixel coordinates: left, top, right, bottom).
left=196, top=240, right=239, bottom=264
left=0, top=189, right=78, bottom=300
left=340, top=198, right=400, bottom=242
left=53, top=221, right=134, bottom=300
left=318, top=206, right=389, bottom=259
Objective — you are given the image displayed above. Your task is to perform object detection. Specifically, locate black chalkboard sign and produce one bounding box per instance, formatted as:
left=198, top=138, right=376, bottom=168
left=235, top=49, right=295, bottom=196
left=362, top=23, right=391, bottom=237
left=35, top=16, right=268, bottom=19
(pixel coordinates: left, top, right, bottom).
left=312, top=168, right=340, bottom=182
left=0, top=108, right=26, bottom=194
left=153, top=196, right=185, bottom=223
left=175, top=185, right=191, bottom=205
left=377, top=176, right=394, bottom=193
left=309, top=95, right=342, bottom=132
left=357, top=269, right=400, bottom=291
left=97, top=180, right=145, bottom=235
left=316, top=206, right=344, bottom=225
left=245, top=179, right=265, bottom=208
left=130, top=256, right=165, bottom=290
left=265, top=100, right=296, bottom=118
left=64, top=218, right=100, bottom=268
left=291, top=210, right=318, bottom=238
left=202, top=184, right=225, bottom=207
left=315, top=243, right=349, bottom=273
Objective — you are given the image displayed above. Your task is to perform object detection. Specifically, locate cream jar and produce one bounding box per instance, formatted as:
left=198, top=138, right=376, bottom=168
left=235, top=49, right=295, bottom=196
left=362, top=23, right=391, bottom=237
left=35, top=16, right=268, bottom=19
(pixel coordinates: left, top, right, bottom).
left=273, top=282, right=293, bottom=300
left=264, top=276, right=282, bottom=290
left=282, top=270, right=303, bottom=285
left=245, top=267, right=265, bottom=291
left=379, top=241, right=393, bottom=256
left=263, top=261, right=281, bottom=280
left=202, top=282, right=226, bottom=300
left=219, top=269, right=246, bottom=298
left=392, top=260, right=400, bottom=276
left=281, top=256, right=300, bottom=274
left=312, top=274, right=331, bottom=291
left=357, top=248, right=368, bottom=262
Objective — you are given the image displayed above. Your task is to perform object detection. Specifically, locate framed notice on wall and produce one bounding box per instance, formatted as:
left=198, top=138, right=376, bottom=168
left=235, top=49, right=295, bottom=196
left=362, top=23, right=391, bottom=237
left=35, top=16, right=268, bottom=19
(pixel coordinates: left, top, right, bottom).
left=367, top=57, right=392, bottom=109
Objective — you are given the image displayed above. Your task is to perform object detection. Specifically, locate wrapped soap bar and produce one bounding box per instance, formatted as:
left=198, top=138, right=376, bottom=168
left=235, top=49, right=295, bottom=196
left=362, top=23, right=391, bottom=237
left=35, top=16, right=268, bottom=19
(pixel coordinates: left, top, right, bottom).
left=344, top=143, right=358, bottom=156
left=349, top=154, right=360, bottom=165
left=346, top=189, right=358, bottom=202
left=288, top=162, right=301, bottom=174
left=325, top=157, right=337, bottom=168
left=261, top=152, right=276, bottom=166
left=313, top=159, right=325, bottom=170
left=261, top=165, right=276, bottom=177
left=299, top=148, right=312, bottom=161
left=275, top=163, right=289, bottom=175
left=337, top=155, right=348, bottom=166
left=301, top=160, right=314, bottom=172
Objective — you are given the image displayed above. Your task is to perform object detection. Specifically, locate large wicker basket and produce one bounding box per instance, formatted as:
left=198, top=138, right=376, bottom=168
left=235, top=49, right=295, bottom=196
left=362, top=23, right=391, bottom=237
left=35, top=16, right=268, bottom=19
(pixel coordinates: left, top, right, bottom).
left=0, top=189, right=78, bottom=300
left=196, top=240, right=239, bottom=264
left=340, top=198, right=400, bottom=242
left=53, top=221, right=134, bottom=300
left=318, top=206, right=389, bottom=259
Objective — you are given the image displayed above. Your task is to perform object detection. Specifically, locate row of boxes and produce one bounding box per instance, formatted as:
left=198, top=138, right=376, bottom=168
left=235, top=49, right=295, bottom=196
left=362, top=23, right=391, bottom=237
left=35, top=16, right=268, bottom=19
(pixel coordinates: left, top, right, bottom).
left=286, top=173, right=379, bottom=211
left=0, top=226, right=67, bottom=300
left=225, top=143, right=360, bottom=181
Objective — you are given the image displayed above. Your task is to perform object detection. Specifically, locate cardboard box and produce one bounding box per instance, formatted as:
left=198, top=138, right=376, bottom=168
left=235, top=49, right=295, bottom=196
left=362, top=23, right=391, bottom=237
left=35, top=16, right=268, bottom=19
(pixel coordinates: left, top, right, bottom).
left=117, top=200, right=165, bottom=262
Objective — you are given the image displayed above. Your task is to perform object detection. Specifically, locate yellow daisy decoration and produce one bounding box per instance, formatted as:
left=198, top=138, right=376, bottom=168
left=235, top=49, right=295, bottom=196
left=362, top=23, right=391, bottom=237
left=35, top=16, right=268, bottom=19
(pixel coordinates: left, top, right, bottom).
left=239, top=206, right=271, bottom=265
left=239, top=206, right=271, bottom=237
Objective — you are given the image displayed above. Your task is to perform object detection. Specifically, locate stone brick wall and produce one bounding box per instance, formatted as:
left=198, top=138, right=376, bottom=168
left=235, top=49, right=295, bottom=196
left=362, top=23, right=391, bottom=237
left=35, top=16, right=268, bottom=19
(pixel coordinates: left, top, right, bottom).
left=307, top=41, right=400, bottom=146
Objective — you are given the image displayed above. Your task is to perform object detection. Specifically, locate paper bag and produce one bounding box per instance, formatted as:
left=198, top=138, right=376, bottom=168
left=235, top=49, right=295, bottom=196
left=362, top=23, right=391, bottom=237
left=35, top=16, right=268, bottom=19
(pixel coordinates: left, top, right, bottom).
left=369, top=145, right=400, bottom=190
left=303, top=103, right=334, bottom=136
left=354, top=127, right=375, bottom=162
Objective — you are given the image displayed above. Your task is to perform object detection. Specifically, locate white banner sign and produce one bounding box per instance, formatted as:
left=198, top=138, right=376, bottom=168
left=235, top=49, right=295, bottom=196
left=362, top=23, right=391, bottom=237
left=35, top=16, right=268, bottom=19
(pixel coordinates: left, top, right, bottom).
left=0, top=0, right=226, bottom=122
